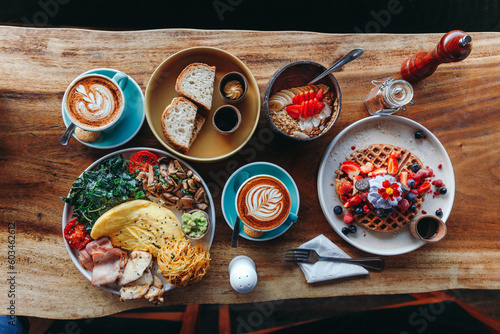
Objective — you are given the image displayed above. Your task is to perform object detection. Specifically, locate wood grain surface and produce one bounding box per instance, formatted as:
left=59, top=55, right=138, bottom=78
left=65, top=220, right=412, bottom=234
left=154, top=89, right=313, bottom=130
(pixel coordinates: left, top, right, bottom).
left=0, top=26, right=499, bottom=319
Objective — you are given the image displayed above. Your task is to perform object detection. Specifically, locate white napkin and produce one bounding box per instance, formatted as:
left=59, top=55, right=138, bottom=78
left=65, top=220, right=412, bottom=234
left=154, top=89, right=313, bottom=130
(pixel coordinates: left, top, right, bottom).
left=297, top=234, right=368, bottom=283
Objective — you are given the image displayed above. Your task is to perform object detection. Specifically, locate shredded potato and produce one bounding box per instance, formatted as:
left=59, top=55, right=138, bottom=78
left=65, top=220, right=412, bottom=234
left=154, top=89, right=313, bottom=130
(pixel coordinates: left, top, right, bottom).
left=157, top=240, right=210, bottom=287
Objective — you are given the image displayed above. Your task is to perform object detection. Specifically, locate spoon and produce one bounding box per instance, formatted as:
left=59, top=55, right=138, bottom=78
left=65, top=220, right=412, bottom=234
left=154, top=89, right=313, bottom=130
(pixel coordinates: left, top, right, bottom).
left=231, top=170, right=250, bottom=248
left=60, top=122, right=76, bottom=146
left=308, top=48, right=364, bottom=85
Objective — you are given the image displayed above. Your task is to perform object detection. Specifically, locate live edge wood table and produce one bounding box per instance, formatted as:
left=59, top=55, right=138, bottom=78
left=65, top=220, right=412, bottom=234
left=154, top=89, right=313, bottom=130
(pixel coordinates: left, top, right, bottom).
left=0, top=26, right=499, bottom=320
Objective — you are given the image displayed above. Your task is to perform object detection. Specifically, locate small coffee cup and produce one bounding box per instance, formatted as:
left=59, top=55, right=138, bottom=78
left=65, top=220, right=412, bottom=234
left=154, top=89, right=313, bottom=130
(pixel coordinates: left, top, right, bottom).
left=410, top=214, right=447, bottom=243
left=212, top=105, right=241, bottom=135
left=63, top=72, right=128, bottom=133
left=235, top=174, right=298, bottom=232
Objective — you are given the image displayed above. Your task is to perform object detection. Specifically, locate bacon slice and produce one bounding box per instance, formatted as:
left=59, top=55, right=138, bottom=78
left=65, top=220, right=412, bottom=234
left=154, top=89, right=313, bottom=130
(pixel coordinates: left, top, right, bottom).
left=78, top=249, right=94, bottom=271
left=91, top=248, right=127, bottom=286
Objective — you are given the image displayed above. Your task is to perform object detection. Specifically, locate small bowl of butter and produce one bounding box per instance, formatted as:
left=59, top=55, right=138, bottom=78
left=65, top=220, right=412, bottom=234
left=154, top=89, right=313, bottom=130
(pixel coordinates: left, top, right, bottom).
left=219, top=71, right=248, bottom=103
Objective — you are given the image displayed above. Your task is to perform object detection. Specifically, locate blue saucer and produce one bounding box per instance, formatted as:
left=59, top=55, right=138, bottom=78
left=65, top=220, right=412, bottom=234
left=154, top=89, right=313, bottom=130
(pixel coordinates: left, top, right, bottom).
left=221, top=162, right=300, bottom=241
left=62, top=68, right=145, bottom=149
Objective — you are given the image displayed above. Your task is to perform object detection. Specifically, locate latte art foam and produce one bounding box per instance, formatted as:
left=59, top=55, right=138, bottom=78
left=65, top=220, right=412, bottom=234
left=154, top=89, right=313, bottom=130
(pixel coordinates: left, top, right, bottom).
left=245, top=185, right=284, bottom=222
left=66, top=76, right=123, bottom=130
left=237, top=176, right=291, bottom=231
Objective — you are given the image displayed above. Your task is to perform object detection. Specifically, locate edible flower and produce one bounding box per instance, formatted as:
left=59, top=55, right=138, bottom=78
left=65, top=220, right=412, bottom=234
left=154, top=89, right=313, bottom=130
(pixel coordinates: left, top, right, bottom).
left=378, top=180, right=401, bottom=200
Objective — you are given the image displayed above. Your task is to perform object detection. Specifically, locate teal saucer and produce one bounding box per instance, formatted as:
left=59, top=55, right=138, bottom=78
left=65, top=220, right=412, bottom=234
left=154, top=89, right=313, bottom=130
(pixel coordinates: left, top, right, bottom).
left=61, top=68, right=145, bottom=149
left=221, top=162, right=300, bottom=241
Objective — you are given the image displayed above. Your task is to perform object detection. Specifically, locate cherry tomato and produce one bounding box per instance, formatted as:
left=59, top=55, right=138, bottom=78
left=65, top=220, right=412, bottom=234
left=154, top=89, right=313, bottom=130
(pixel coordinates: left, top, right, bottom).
left=128, top=150, right=158, bottom=173
left=64, top=218, right=92, bottom=250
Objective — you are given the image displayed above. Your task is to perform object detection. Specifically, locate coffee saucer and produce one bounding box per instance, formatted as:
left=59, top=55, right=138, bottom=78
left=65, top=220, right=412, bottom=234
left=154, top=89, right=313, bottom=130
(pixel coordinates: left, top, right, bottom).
left=221, top=162, right=300, bottom=241
left=61, top=68, right=145, bottom=149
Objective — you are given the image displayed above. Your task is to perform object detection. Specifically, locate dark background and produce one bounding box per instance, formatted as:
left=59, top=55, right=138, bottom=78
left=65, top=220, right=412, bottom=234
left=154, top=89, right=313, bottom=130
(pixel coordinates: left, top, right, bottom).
left=1, top=0, right=499, bottom=33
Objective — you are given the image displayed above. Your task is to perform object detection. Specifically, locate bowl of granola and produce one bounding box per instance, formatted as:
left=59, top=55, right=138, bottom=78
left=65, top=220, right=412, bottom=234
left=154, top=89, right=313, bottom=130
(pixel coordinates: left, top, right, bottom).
left=263, top=61, right=341, bottom=141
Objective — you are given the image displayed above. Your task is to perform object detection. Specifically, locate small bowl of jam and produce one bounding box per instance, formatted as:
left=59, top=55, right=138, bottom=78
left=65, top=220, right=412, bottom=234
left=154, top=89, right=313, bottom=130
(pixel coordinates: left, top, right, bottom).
left=410, top=214, right=447, bottom=243
left=212, top=105, right=241, bottom=135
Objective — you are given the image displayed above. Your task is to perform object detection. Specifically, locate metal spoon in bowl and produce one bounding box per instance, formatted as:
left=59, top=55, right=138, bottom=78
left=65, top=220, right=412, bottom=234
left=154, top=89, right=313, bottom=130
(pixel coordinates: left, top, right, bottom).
left=60, top=122, right=76, bottom=145
left=308, top=48, right=364, bottom=85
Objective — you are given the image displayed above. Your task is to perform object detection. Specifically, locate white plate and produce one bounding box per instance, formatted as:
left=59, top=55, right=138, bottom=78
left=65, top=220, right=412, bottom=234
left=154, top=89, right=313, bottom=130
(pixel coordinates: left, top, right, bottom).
left=62, top=147, right=216, bottom=295
left=317, top=115, right=455, bottom=256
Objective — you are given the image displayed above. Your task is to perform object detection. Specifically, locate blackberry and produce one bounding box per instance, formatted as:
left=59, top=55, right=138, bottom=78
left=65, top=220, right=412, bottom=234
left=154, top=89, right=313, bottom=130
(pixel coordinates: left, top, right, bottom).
left=436, top=209, right=443, bottom=218
left=415, top=131, right=424, bottom=139
left=334, top=205, right=343, bottom=215
left=439, top=187, right=447, bottom=195
left=342, top=227, right=350, bottom=236
left=348, top=225, right=357, bottom=234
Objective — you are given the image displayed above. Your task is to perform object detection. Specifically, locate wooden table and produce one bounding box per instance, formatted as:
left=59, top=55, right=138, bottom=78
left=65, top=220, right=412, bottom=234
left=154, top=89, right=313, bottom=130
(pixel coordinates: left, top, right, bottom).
left=1, top=26, right=499, bottom=319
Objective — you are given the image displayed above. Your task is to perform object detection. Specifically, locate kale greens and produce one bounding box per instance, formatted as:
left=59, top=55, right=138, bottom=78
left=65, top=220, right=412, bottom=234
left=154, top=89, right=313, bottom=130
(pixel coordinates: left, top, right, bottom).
left=61, top=155, right=145, bottom=233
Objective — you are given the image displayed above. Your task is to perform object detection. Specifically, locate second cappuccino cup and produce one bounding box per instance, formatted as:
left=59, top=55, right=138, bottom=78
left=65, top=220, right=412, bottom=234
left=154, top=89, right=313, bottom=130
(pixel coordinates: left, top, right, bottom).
left=63, top=71, right=128, bottom=132
left=235, top=175, right=298, bottom=232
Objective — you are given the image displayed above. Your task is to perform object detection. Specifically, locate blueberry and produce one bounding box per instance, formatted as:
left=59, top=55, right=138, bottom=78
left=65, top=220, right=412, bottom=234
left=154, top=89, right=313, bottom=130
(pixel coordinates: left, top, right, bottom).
left=415, top=131, right=424, bottom=139
left=348, top=225, right=357, bottom=234
left=406, top=192, right=417, bottom=202
left=410, top=164, right=421, bottom=172
left=334, top=205, right=343, bottom=215
left=342, top=227, right=350, bottom=236
left=355, top=206, right=364, bottom=216
left=436, top=209, right=443, bottom=218
left=408, top=204, right=417, bottom=213
left=407, top=179, right=416, bottom=188
left=440, top=187, right=447, bottom=195
left=385, top=207, right=395, bottom=215
left=374, top=208, right=385, bottom=217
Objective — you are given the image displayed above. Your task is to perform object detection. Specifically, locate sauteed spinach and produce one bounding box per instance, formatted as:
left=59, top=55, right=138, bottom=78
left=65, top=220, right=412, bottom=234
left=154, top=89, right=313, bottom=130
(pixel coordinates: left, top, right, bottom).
left=61, top=155, right=145, bottom=232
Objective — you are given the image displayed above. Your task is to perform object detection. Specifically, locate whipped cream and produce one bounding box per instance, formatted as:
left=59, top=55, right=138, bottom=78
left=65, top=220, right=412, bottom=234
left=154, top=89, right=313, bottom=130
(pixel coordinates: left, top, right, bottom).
left=367, top=175, right=402, bottom=209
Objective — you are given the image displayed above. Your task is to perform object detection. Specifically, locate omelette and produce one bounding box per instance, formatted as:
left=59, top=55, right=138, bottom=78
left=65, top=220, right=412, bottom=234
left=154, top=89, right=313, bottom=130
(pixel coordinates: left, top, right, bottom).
left=91, top=200, right=184, bottom=257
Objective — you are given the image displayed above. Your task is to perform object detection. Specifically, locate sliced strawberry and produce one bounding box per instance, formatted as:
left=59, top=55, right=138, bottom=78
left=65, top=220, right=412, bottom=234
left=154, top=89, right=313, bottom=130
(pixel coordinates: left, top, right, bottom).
left=388, top=157, right=398, bottom=175
left=316, top=89, right=324, bottom=102
left=344, top=194, right=362, bottom=208
left=390, top=151, right=401, bottom=159
left=399, top=171, right=409, bottom=187
left=417, top=181, right=431, bottom=195
left=341, top=195, right=349, bottom=203
left=368, top=168, right=387, bottom=177
left=338, top=181, right=352, bottom=195
left=285, top=105, right=301, bottom=119
left=360, top=162, right=374, bottom=174
left=340, top=161, right=361, bottom=179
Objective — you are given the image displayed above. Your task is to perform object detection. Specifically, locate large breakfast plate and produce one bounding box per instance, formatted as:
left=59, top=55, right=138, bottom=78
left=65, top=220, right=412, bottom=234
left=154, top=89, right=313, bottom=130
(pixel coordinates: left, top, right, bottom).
left=317, top=115, right=455, bottom=256
left=61, top=147, right=216, bottom=295
left=145, top=47, right=261, bottom=162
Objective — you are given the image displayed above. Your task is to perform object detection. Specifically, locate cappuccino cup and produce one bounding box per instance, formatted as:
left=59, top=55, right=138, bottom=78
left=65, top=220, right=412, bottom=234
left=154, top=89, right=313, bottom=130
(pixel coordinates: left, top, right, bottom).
left=235, top=175, right=298, bottom=232
left=63, top=72, right=128, bottom=132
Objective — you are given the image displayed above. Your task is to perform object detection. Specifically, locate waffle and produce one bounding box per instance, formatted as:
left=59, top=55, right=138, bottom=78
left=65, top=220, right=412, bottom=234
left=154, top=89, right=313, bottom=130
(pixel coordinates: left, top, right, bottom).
left=335, top=144, right=425, bottom=232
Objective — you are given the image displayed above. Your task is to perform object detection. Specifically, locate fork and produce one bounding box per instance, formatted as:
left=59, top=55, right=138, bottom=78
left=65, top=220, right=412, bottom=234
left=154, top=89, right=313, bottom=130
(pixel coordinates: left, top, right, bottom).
left=283, top=249, right=385, bottom=271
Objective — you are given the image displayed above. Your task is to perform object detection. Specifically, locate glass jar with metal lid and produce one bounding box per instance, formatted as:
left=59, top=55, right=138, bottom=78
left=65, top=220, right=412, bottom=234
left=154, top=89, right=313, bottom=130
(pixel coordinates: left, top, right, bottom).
left=364, top=77, right=415, bottom=115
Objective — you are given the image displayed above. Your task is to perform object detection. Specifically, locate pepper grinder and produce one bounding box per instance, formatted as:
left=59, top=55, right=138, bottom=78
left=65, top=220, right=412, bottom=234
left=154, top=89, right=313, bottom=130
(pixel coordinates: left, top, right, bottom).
left=401, top=30, right=472, bottom=82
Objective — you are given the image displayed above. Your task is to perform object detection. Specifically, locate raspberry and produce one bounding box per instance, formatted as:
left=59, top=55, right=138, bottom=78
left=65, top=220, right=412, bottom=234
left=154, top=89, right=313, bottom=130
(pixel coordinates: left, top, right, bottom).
left=438, top=164, right=443, bottom=169
left=363, top=204, right=371, bottom=213
left=343, top=213, right=354, bottom=224
left=432, top=179, right=445, bottom=187
left=422, top=210, right=427, bottom=214
left=398, top=198, right=410, bottom=213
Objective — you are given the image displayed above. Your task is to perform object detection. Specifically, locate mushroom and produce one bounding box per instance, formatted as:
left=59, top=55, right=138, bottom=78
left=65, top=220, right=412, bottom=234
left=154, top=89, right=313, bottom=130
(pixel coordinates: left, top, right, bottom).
left=168, top=160, right=177, bottom=175
left=177, top=196, right=195, bottom=210
left=194, top=188, right=206, bottom=203
left=196, top=203, right=208, bottom=210
left=174, top=160, right=185, bottom=174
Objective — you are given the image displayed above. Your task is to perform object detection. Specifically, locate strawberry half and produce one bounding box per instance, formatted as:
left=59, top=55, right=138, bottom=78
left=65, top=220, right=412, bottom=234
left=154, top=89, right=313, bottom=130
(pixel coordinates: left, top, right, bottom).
left=368, top=168, right=387, bottom=177
left=338, top=181, right=352, bottom=195
left=399, top=171, right=409, bottom=187
left=344, top=194, right=362, bottom=208
left=360, top=162, right=374, bottom=174
left=388, top=157, right=398, bottom=175
left=340, top=161, right=361, bottom=179
left=417, top=181, right=431, bottom=195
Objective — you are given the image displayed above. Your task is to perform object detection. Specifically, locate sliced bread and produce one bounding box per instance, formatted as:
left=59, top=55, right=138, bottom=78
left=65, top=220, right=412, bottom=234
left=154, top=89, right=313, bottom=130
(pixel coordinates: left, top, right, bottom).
left=175, top=63, right=216, bottom=112
left=161, top=97, right=206, bottom=154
